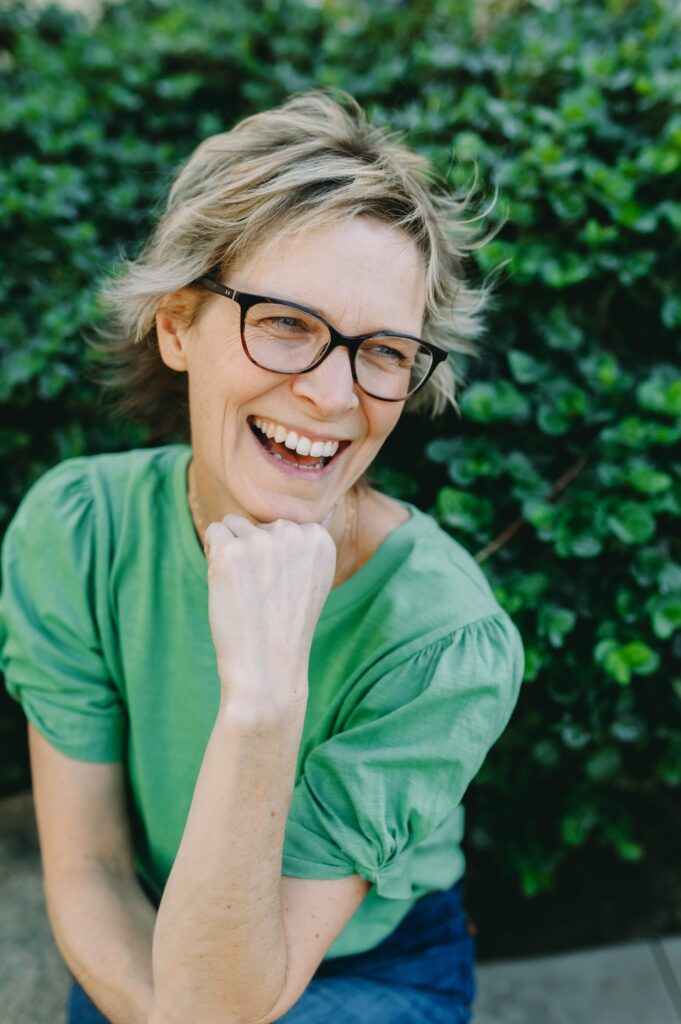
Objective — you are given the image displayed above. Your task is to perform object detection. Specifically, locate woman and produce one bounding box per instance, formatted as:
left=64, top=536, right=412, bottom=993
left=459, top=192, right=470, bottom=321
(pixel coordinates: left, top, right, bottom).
left=0, top=90, right=524, bottom=1023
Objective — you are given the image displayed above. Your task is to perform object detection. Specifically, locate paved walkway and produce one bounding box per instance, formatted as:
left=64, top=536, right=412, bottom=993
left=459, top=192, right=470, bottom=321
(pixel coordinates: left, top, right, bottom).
left=2, top=790, right=680, bottom=1023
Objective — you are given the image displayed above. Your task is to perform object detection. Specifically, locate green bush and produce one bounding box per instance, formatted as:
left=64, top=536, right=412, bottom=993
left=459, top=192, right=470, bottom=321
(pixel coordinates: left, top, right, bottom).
left=1, top=0, right=679, bottom=945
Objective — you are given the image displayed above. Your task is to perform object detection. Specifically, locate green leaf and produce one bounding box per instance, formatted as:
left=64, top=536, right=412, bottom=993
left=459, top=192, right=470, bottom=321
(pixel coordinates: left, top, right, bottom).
left=607, top=502, right=656, bottom=545
left=568, top=535, right=603, bottom=558
left=595, top=640, right=630, bottom=684
left=648, top=595, right=681, bottom=640
left=443, top=438, right=507, bottom=486
left=541, top=253, right=591, bottom=289
left=656, top=738, right=681, bottom=786
left=560, top=722, right=591, bottom=749
left=615, top=587, right=640, bottom=623
left=460, top=380, right=531, bottom=423
left=368, top=466, right=420, bottom=500
left=658, top=563, right=681, bottom=594
left=661, top=294, right=681, bottom=329
left=621, top=642, right=660, bottom=676
left=625, top=464, right=673, bottom=495
left=616, top=840, right=645, bottom=862
left=522, top=647, right=543, bottom=683
left=601, top=416, right=681, bottom=449
left=435, top=487, right=495, bottom=534
left=522, top=497, right=557, bottom=531
left=579, top=352, right=630, bottom=393
left=561, top=807, right=598, bottom=846
left=594, top=639, right=659, bottom=684
left=580, top=219, right=619, bottom=247
left=537, top=307, right=584, bottom=352
left=610, top=717, right=645, bottom=743
left=518, top=857, right=555, bottom=898
left=637, top=369, right=681, bottom=417
left=585, top=747, right=622, bottom=782
left=539, top=606, right=577, bottom=647
left=537, top=405, right=570, bottom=435
left=532, top=739, right=561, bottom=768
left=507, top=349, right=547, bottom=384
left=425, top=438, right=460, bottom=464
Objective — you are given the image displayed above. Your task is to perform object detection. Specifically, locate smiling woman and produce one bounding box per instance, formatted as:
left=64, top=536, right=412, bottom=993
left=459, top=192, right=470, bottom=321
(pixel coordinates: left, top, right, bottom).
left=0, top=89, right=524, bottom=1024
left=153, top=215, right=429, bottom=583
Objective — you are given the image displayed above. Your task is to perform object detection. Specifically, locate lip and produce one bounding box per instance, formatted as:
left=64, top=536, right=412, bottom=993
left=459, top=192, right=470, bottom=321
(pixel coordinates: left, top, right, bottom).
left=247, top=414, right=352, bottom=445
left=248, top=419, right=349, bottom=478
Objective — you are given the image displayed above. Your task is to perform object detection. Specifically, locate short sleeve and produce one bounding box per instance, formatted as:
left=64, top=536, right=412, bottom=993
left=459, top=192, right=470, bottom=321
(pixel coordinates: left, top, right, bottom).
left=0, top=461, right=126, bottom=761
left=282, top=613, right=524, bottom=899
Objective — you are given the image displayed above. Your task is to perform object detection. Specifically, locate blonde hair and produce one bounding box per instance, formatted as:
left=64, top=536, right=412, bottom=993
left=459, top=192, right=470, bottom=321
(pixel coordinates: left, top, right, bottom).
left=91, top=89, right=492, bottom=440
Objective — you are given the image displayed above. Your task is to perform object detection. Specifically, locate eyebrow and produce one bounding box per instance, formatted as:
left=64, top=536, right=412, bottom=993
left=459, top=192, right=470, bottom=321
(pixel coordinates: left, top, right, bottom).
left=268, top=289, right=421, bottom=340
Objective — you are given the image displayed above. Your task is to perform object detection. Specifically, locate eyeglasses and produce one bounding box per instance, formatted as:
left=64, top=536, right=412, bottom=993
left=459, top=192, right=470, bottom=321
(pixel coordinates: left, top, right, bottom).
left=190, top=275, right=448, bottom=402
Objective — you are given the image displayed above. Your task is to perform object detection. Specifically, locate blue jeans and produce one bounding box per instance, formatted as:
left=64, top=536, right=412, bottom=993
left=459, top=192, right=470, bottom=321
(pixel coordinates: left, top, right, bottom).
left=67, top=877, right=476, bottom=1022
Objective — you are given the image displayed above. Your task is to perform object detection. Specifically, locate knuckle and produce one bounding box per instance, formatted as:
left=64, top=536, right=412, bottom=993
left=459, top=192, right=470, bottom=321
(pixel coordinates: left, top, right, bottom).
left=204, top=522, right=227, bottom=550
left=250, top=531, right=270, bottom=550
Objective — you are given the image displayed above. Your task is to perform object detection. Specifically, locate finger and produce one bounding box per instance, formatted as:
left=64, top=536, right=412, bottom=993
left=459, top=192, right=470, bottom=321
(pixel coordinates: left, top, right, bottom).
left=318, top=502, right=338, bottom=531
left=204, top=520, right=237, bottom=556
left=257, top=519, right=288, bottom=532
left=220, top=513, right=259, bottom=538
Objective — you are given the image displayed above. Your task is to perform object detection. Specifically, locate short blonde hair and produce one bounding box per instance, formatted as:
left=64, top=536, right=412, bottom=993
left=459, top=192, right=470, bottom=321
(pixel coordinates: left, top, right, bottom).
left=92, top=89, right=491, bottom=440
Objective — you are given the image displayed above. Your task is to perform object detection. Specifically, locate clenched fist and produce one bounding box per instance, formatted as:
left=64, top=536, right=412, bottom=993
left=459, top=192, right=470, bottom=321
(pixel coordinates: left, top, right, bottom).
left=204, top=514, right=337, bottom=719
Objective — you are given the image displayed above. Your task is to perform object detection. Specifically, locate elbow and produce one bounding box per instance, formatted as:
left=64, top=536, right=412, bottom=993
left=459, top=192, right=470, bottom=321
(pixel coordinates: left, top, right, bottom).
left=148, top=1001, right=272, bottom=1024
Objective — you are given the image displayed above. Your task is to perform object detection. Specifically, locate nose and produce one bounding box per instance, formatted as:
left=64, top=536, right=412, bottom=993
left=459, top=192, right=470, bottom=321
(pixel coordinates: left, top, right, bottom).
left=289, top=344, right=361, bottom=416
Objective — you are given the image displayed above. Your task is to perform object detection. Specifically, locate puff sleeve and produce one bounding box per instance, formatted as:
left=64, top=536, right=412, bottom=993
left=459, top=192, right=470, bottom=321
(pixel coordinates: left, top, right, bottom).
left=0, top=461, right=126, bottom=761
left=282, top=613, right=524, bottom=899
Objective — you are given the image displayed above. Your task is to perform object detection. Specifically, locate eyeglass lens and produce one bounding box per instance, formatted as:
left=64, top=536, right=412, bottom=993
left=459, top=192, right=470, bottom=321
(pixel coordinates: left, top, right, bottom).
left=244, top=303, right=432, bottom=399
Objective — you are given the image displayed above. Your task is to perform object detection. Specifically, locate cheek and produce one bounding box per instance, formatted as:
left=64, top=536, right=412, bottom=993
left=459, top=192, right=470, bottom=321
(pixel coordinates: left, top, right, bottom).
left=187, top=339, right=250, bottom=411
left=370, top=405, right=403, bottom=441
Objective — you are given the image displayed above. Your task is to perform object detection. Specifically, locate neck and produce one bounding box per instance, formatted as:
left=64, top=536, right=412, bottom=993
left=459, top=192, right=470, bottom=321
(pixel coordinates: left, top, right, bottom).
left=187, top=458, right=363, bottom=588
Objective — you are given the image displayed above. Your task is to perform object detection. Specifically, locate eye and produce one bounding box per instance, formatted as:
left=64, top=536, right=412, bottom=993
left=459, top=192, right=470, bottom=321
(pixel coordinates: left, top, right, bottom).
left=266, top=313, right=307, bottom=329
left=360, top=342, right=413, bottom=366
left=377, top=345, right=406, bottom=361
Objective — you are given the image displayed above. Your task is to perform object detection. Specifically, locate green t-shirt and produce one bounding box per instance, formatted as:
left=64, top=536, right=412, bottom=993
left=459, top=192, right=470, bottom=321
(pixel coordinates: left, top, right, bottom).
left=0, top=444, right=524, bottom=958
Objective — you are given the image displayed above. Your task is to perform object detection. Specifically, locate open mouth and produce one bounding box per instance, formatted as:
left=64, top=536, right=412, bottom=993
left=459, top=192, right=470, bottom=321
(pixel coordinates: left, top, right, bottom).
left=247, top=417, right=351, bottom=472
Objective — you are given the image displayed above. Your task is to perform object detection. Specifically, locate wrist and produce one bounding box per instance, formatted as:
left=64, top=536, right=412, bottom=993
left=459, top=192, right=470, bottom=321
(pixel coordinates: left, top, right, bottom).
left=217, top=685, right=309, bottom=730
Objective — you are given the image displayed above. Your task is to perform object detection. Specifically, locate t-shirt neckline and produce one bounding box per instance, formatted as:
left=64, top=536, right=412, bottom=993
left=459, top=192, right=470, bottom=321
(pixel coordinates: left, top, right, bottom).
left=172, top=445, right=428, bottom=617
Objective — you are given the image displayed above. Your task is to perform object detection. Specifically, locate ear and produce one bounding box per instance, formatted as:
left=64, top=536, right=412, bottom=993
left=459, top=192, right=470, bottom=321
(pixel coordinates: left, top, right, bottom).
left=155, top=290, right=197, bottom=372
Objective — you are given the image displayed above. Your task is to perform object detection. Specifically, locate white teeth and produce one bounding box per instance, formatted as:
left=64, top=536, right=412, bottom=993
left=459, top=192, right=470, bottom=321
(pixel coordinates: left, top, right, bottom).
left=251, top=417, right=344, bottom=456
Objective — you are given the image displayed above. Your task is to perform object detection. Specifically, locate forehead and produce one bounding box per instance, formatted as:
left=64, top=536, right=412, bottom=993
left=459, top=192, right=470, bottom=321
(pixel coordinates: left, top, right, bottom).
left=230, top=216, right=427, bottom=334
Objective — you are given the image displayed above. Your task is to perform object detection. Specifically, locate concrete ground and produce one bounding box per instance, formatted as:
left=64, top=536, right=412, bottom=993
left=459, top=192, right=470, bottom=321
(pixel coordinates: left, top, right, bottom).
left=2, top=791, right=680, bottom=1024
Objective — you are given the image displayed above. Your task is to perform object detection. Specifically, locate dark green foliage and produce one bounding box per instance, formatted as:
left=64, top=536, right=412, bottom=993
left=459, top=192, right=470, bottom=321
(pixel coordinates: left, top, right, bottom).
left=1, top=0, right=679, bottom=934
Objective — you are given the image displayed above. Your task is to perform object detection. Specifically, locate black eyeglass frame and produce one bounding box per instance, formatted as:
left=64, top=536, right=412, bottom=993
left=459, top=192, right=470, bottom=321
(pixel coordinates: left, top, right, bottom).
left=191, top=275, right=448, bottom=402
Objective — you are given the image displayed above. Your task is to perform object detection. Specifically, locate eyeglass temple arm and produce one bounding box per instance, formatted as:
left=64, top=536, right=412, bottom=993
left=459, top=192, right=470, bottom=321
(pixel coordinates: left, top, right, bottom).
left=193, top=276, right=239, bottom=301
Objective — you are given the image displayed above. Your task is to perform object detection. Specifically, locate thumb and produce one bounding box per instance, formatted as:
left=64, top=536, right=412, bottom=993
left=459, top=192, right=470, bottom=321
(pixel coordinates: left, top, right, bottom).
left=318, top=502, right=339, bottom=531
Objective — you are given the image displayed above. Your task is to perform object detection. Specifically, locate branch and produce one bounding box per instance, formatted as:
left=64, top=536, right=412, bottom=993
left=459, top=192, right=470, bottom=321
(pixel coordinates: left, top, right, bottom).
left=474, top=453, right=590, bottom=564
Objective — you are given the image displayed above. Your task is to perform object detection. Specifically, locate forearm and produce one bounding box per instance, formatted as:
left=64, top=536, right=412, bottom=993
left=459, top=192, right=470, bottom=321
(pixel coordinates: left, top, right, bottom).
left=46, top=866, right=156, bottom=1024
left=150, top=694, right=306, bottom=1024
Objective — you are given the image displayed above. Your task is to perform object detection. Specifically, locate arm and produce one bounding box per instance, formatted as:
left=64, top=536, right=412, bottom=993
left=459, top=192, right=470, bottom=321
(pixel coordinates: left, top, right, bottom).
left=150, top=700, right=369, bottom=1024
left=150, top=514, right=370, bottom=1024
left=28, top=724, right=157, bottom=1024
left=30, top=706, right=368, bottom=1024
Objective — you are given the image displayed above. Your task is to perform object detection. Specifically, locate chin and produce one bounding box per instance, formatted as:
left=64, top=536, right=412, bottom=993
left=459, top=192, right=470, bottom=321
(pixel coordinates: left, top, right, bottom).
left=244, top=491, right=324, bottom=525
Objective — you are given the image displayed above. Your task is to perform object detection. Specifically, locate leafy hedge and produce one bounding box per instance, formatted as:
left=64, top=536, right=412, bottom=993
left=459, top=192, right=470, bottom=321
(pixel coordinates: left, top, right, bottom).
left=1, top=0, right=679, bottom=949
